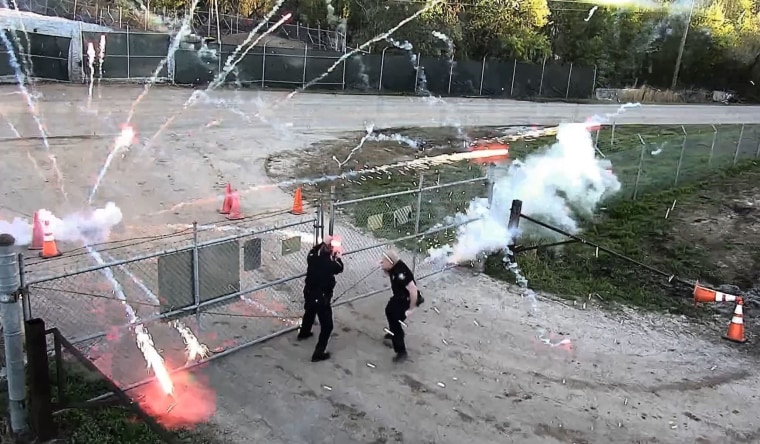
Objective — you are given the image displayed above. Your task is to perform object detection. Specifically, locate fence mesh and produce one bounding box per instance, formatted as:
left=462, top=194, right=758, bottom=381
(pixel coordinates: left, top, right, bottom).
left=599, top=124, right=760, bottom=200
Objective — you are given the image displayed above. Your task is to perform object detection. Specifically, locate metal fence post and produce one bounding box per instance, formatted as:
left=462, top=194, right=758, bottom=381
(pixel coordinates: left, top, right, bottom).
left=414, top=52, right=421, bottom=93
left=510, top=59, right=516, bottom=96
left=378, top=48, right=387, bottom=91
left=755, top=127, right=760, bottom=158
left=633, top=134, right=646, bottom=200
left=486, top=164, right=496, bottom=207
left=610, top=119, right=617, bottom=147
left=261, top=41, right=267, bottom=88
left=192, top=222, right=201, bottom=329
left=675, top=125, right=687, bottom=186
left=0, top=234, right=28, bottom=435
left=411, top=172, right=424, bottom=273
left=591, top=64, right=597, bottom=98
left=538, top=57, right=546, bottom=97
left=341, top=54, right=347, bottom=90
left=126, top=27, right=130, bottom=80
left=708, top=124, right=717, bottom=168
left=478, top=56, right=486, bottom=96
left=447, top=61, right=453, bottom=95
left=17, top=254, right=29, bottom=321
left=328, top=185, right=336, bottom=236
left=733, top=124, right=745, bottom=166
left=301, top=46, right=308, bottom=88
left=565, top=62, right=573, bottom=99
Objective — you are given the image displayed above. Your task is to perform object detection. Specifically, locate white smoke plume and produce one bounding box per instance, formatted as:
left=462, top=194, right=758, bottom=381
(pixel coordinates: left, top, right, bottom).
left=428, top=123, right=621, bottom=264
left=0, top=202, right=123, bottom=246
left=368, top=133, right=421, bottom=149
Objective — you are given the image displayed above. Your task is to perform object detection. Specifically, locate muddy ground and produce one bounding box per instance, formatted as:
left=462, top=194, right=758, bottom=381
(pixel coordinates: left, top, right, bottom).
left=2, top=84, right=760, bottom=442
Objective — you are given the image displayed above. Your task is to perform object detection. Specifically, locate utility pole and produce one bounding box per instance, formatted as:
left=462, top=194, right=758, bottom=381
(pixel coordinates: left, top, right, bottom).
left=0, top=234, right=28, bottom=436
left=671, top=0, right=696, bottom=90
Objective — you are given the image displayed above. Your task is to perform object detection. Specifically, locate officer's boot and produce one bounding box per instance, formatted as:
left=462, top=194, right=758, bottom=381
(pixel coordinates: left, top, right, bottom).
left=311, top=346, right=331, bottom=362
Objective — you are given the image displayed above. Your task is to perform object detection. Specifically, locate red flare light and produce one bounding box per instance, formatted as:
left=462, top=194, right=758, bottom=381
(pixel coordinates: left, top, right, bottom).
left=468, top=142, right=510, bottom=165
left=136, top=360, right=216, bottom=430
left=585, top=117, right=602, bottom=132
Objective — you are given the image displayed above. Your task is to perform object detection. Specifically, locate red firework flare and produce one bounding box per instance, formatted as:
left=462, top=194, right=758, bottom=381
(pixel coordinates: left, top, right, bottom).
left=467, top=142, right=510, bottom=165
left=135, top=359, right=217, bottom=430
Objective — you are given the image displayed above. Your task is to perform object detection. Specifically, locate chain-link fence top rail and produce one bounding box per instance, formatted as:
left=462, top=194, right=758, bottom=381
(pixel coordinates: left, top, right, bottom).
left=596, top=124, right=760, bottom=201
left=0, top=29, right=71, bottom=81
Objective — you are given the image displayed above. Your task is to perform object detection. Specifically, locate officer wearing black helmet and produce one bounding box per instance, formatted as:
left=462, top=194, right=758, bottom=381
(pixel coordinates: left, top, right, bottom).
left=297, top=235, right=344, bottom=362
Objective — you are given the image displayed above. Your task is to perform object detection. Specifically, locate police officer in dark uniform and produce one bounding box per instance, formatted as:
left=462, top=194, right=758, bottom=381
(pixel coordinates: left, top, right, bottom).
left=297, top=236, right=344, bottom=362
left=380, top=248, right=423, bottom=362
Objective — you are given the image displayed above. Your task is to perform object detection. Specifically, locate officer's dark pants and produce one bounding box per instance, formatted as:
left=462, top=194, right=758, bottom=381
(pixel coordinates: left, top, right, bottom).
left=300, top=294, right=334, bottom=352
left=385, top=297, right=410, bottom=354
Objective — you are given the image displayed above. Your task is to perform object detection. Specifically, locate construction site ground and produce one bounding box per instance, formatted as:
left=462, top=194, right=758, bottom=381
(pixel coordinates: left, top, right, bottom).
left=2, top=84, right=760, bottom=442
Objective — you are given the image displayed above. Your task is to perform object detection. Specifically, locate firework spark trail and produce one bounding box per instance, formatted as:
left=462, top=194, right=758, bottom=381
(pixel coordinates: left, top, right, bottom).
left=97, top=34, right=106, bottom=98
left=88, top=125, right=135, bottom=204
left=124, top=0, right=201, bottom=124
left=1, top=0, right=36, bottom=87
left=2, top=114, right=45, bottom=180
left=87, top=42, right=96, bottom=108
left=107, top=256, right=209, bottom=363
left=282, top=0, right=442, bottom=103
left=155, top=146, right=508, bottom=215
left=209, top=0, right=287, bottom=91
left=0, top=28, right=67, bottom=200
left=334, top=122, right=374, bottom=167
left=87, top=246, right=175, bottom=394
left=146, top=12, right=292, bottom=147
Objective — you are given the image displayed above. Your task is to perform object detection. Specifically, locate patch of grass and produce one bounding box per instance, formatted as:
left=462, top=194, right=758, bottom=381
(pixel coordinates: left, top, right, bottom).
left=486, top=160, right=760, bottom=313
left=0, top=357, right=217, bottom=443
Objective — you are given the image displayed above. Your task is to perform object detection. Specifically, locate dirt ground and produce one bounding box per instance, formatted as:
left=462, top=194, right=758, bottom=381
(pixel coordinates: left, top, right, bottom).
left=2, top=84, right=760, bottom=442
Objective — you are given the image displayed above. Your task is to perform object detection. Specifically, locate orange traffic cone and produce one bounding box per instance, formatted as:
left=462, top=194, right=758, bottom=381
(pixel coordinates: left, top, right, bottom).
left=291, top=187, right=304, bottom=215
left=723, top=299, right=747, bottom=343
left=219, top=183, right=232, bottom=214
left=693, top=282, right=739, bottom=305
left=28, top=211, right=43, bottom=250
left=39, top=219, right=62, bottom=259
left=226, top=192, right=244, bottom=220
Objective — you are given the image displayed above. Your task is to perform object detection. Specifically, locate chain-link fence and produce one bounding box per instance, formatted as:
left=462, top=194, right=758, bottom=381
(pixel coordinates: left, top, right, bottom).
left=80, top=30, right=169, bottom=81
left=9, top=0, right=345, bottom=50
left=17, top=174, right=487, bottom=384
left=595, top=124, right=760, bottom=200
left=0, top=29, right=71, bottom=81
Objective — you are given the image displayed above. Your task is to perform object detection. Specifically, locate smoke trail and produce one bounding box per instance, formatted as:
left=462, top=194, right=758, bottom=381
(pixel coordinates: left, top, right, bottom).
left=87, top=42, right=96, bottom=108
left=124, top=0, right=202, bottom=123
left=97, top=34, right=106, bottom=98
left=141, top=12, right=293, bottom=149
left=1, top=0, right=36, bottom=87
left=86, top=246, right=174, bottom=395
left=283, top=0, right=443, bottom=102
left=0, top=27, right=66, bottom=200
left=89, top=125, right=136, bottom=204
left=387, top=38, right=428, bottom=95
left=208, top=0, right=287, bottom=91
left=335, top=122, right=375, bottom=167
left=585, top=6, right=599, bottom=21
